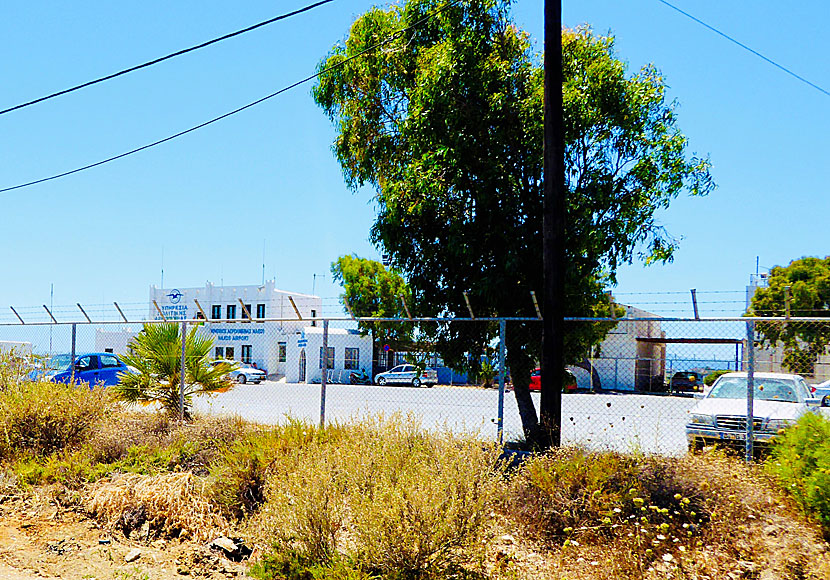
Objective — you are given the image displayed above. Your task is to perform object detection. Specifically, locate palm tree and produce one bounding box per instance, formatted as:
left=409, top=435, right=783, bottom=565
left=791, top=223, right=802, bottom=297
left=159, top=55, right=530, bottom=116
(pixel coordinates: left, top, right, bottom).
left=115, top=323, right=235, bottom=419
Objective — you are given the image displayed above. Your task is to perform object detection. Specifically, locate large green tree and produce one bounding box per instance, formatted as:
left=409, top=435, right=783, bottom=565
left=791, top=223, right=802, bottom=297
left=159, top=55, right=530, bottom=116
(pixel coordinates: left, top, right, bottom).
left=749, top=257, right=830, bottom=376
left=314, top=0, right=713, bottom=440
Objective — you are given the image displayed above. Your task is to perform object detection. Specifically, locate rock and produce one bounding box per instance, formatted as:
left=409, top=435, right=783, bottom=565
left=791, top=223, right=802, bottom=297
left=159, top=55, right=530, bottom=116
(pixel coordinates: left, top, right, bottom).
left=125, top=548, right=142, bottom=563
left=176, top=564, right=191, bottom=576
left=211, top=537, right=238, bottom=553
left=140, top=521, right=150, bottom=538
left=499, top=534, right=516, bottom=545
left=151, top=539, right=167, bottom=549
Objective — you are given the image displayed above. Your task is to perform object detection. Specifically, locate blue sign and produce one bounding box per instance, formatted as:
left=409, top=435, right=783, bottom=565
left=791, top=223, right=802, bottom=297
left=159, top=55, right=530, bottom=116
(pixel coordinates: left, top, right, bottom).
left=167, top=289, right=183, bottom=304
left=298, top=339, right=308, bottom=348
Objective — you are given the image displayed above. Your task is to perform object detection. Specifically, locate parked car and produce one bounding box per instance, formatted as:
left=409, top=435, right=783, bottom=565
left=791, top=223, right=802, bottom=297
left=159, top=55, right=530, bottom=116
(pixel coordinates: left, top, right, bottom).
left=686, top=372, right=823, bottom=452
left=45, top=353, right=134, bottom=387
left=374, top=365, right=437, bottom=387
left=810, top=378, right=830, bottom=399
left=670, top=371, right=705, bottom=393
left=529, top=368, right=577, bottom=392
left=209, top=360, right=265, bottom=384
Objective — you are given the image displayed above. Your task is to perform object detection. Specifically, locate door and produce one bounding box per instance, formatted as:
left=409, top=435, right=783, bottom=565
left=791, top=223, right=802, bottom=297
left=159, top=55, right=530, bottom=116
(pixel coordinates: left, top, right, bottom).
left=299, top=349, right=306, bottom=383
left=75, top=355, right=99, bottom=385
left=98, top=354, right=123, bottom=385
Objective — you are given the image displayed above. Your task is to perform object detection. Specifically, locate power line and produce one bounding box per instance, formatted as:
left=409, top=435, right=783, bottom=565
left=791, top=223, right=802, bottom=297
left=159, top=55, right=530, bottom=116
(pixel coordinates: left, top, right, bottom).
left=656, top=0, right=830, bottom=99
left=0, top=0, right=337, bottom=117
left=0, top=1, right=459, bottom=194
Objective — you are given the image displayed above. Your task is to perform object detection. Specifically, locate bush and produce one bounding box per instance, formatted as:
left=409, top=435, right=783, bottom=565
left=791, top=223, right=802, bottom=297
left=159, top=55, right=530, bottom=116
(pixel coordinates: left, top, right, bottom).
left=767, top=412, right=830, bottom=534
left=511, top=448, right=706, bottom=544
left=250, top=415, right=503, bottom=579
left=0, top=379, right=113, bottom=459
left=211, top=419, right=349, bottom=519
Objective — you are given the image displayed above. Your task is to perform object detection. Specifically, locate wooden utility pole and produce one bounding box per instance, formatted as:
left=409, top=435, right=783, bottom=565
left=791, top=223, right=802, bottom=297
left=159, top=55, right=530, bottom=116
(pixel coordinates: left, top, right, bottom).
left=540, top=0, right=565, bottom=447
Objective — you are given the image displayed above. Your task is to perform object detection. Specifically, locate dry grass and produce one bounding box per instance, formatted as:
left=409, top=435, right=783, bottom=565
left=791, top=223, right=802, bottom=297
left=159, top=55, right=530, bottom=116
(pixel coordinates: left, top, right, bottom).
left=249, top=414, right=504, bottom=579
left=86, top=472, right=230, bottom=542
left=0, top=379, right=114, bottom=459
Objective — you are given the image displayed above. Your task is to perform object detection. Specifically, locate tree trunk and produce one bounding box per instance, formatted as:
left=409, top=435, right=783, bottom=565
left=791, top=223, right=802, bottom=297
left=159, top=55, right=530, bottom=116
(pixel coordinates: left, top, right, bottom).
left=506, top=329, right=540, bottom=444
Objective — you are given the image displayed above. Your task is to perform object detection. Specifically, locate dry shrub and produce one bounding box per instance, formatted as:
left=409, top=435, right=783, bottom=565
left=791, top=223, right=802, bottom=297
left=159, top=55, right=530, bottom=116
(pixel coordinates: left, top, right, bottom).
left=509, top=448, right=830, bottom=579
left=346, top=415, right=502, bottom=576
left=211, top=419, right=350, bottom=518
left=0, top=379, right=113, bottom=459
left=251, top=414, right=503, bottom=579
left=87, top=411, right=247, bottom=474
left=87, top=472, right=229, bottom=541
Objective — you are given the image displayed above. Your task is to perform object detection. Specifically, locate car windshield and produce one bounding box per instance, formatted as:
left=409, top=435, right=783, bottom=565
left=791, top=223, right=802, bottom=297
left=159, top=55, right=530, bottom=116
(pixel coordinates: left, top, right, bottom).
left=47, top=354, right=72, bottom=370
left=708, top=377, right=799, bottom=403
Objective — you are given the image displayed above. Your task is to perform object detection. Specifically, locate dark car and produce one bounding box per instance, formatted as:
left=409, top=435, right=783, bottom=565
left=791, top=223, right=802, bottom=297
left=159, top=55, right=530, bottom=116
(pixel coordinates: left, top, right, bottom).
left=670, top=371, right=705, bottom=393
left=46, top=353, right=133, bottom=387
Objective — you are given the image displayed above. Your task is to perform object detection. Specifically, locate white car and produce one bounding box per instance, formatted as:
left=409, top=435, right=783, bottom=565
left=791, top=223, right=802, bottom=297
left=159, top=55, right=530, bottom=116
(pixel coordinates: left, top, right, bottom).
left=374, top=364, right=437, bottom=388
left=686, top=371, right=823, bottom=451
left=209, top=360, right=266, bottom=384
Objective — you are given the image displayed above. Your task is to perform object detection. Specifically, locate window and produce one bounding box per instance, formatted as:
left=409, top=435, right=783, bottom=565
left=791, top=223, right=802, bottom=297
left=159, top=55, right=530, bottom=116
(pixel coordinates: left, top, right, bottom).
left=256, top=303, right=266, bottom=319
left=196, top=311, right=205, bottom=320
left=278, top=342, right=286, bottom=363
left=214, top=347, right=224, bottom=359
left=311, top=309, right=317, bottom=327
left=100, top=355, right=120, bottom=368
left=319, top=346, right=334, bottom=369
left=227, top=304, right=236, bottom=320
left=76, top=356, right=97, bottom=371
left=104, top=348, right=114, bottom=353
left=242, top=303, right=252, bottom=322
left=225, top=347, right=235, bottom=360
left=241, top=345, right=252, bottom=364
left=344, top=347, right=359, bottom=370
left=211, top=305, right=222, bottom=320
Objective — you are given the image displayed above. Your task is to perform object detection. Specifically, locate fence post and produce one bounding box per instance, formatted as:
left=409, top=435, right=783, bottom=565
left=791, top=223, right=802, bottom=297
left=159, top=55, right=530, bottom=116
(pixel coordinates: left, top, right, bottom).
left=745, top=320, right=756, bottom=463
left=320, top=319, right=329, bottom=428
left=180, top=321, right=187, bottom=421
left=70, top=323, right=76, bottom=384
left=497, top=319, right=506, bottom=444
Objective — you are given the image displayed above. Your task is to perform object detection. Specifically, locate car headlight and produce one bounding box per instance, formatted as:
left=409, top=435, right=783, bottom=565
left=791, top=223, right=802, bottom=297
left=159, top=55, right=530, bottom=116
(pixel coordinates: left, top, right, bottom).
left=764, top=419, right=791, bottom=433
left=689, top=413, right=715, bottom=426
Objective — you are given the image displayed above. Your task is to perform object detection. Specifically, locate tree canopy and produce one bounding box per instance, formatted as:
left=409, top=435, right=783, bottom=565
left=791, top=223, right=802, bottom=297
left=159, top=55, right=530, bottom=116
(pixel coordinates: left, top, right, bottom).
left=749, top=256, right=830, bottom=375
left=331, top=254, right=414, bottom=348
left=315, top=0, right=713, bottom=439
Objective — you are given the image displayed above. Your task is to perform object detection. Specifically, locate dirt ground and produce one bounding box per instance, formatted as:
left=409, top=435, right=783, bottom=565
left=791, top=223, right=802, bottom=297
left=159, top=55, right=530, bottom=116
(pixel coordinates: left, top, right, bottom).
left=0, top=491, right=250, bottom=580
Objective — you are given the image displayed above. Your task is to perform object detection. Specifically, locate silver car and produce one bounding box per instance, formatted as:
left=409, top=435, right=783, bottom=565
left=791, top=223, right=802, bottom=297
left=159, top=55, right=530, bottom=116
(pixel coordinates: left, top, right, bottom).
left=686, top=371, right=822, bottom=451
left=209, top=359, right=266, bottom=384
left=374, top=364, right=437, bottom=388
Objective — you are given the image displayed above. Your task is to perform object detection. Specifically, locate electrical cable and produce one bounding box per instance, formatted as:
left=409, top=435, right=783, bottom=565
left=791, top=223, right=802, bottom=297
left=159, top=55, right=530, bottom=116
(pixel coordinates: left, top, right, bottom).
left=0, top=0, right=337, bottom=117
left=656, top=0, right=830, bottom=98
left=0, top=1, right=459, bottom=194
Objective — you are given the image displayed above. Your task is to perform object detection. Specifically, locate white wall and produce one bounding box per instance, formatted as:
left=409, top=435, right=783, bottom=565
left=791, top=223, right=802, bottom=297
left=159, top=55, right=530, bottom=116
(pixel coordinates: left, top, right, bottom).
left=284, top=327, right=373, bottom=384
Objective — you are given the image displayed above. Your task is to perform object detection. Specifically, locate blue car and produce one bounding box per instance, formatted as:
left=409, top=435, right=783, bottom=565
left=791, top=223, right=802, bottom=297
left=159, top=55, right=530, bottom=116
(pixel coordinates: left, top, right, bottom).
left=44, top=353, right=133, bottom=387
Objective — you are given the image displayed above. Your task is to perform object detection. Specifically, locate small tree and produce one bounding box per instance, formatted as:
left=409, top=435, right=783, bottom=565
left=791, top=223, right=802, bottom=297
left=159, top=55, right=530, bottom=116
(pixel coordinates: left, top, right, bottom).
left=115, top=323, right=235, bottom=418
left=749, top=257, right=830, bottom=375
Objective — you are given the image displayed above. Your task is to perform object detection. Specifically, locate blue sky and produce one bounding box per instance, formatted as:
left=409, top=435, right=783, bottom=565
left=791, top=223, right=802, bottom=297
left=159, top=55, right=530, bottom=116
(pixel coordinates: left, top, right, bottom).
left=0, top=0, right=827, bottom=322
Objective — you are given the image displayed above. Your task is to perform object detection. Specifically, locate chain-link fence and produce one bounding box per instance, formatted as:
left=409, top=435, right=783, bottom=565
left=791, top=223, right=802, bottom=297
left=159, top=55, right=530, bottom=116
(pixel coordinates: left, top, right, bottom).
left=3, top=314, right=829, bottom=459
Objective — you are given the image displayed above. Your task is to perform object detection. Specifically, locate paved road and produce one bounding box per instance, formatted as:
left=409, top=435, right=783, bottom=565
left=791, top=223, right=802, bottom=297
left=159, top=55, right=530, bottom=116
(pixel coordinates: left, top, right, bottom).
left=193, top=381, right=697, bottom=455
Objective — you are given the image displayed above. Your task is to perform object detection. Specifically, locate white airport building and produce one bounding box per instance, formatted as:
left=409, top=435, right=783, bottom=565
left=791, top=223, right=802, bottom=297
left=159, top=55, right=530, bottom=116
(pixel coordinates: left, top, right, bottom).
left=96, top=281, right=372, bottom=382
